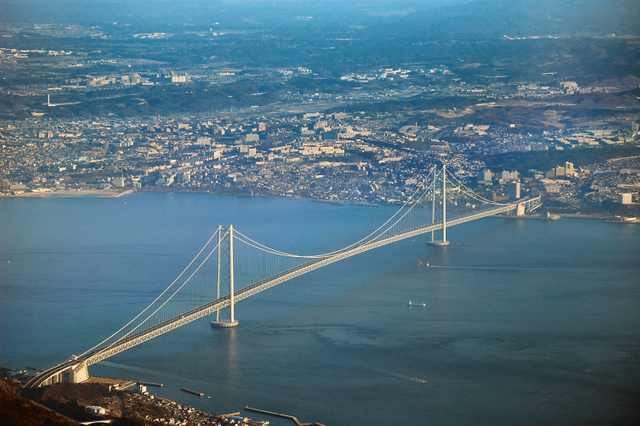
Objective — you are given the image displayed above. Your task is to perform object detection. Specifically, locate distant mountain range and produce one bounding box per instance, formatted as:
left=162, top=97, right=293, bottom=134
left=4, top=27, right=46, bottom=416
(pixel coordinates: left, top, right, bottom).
left=1, top=0, right=638, bottom=38
left=389, top=0, right=640, bottom=39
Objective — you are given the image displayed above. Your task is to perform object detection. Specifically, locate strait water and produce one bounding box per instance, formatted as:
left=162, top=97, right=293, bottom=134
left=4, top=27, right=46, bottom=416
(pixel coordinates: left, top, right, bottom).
left=1, top=192, right=639, bottom=426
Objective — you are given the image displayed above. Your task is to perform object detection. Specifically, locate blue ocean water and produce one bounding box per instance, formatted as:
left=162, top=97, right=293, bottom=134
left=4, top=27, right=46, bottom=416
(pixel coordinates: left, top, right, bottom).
left=1, top=192, right=639, bottom=426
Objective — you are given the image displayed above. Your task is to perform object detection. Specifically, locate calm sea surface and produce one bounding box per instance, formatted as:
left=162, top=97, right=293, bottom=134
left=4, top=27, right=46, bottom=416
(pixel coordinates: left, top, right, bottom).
left=1, top=192, right=639, bottom=426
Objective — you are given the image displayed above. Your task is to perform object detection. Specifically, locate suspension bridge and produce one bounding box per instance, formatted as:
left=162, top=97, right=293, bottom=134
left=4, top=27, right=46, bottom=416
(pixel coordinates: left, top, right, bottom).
left=24, top=166, right=541, bottom=389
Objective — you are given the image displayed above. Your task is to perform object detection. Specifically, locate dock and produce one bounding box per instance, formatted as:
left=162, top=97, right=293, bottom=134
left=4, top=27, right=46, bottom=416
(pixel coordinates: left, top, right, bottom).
left=180, top=387, right=204, bottom=397
left=115, top=380, right=137, bottom=390
left=245, top=406, right=325, bottom=426
left=138, top=381, right=163, bottom=387
left=113, top=189, right=134, bottom=198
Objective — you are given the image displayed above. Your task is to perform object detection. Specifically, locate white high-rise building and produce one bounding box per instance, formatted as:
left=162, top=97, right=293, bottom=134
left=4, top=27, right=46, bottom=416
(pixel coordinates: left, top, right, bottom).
left=480, top=169, right=493, bottom=181
left=508, top=181, right=521, bottom=199
left=620, top=193, right=633, bottom=204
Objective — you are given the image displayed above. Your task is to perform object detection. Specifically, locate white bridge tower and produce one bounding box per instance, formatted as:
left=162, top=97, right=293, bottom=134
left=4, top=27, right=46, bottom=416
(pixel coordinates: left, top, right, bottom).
left=211, top=225, right=239, bottom=328
left=428, top=164, right=450, bottom=246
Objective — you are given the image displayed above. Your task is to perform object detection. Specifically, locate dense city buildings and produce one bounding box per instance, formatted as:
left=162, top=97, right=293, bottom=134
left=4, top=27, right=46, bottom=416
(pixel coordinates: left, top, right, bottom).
left=1, top=93, right=639, bottom=213
left=1, top=1, right=639, bottom=215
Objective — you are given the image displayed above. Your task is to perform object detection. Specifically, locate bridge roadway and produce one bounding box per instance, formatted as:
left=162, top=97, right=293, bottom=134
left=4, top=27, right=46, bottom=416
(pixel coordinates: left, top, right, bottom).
left=25, top=198, right=538, bottom=389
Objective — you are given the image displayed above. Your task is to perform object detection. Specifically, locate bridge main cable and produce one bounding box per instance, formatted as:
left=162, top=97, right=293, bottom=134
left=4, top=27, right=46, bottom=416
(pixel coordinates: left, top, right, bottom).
left=77, top=202, right=517, bottom=368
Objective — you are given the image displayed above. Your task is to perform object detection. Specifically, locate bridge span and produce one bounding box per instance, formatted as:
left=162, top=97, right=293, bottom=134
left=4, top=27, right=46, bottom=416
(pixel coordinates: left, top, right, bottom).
left=24, top=192, right=540, bottom=390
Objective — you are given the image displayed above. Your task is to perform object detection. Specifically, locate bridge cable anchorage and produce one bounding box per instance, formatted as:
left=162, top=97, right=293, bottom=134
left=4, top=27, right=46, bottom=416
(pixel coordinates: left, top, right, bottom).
left=28, top=168, right=542, bottom=387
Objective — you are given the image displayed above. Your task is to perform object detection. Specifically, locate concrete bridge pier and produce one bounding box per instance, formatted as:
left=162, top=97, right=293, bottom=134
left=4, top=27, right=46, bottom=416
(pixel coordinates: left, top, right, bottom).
left=427, top=240, right=450, bottom=246
left=37, top=362, right=89, bottom=387
left=517, top=196, right=542, bottom=216
left=62, top=362, right=89, bottom=383
left=211, top=320, right=239, bottom=328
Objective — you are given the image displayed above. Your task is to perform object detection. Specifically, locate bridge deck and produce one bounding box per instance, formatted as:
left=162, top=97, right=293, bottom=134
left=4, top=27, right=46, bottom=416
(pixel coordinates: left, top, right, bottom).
left=26, top=197, right=539, bottom=389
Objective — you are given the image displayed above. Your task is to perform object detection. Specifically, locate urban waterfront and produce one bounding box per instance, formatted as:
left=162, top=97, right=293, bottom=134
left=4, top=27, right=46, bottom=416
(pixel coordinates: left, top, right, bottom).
left=1, top=192, right=639, bottom=426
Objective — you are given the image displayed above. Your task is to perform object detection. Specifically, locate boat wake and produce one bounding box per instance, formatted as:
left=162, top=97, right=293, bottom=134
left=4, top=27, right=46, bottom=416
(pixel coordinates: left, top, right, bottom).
left=376, top=369, right=427, bottom=384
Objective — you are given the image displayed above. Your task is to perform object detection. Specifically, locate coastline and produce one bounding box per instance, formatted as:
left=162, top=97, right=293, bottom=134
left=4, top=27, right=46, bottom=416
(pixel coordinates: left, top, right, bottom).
left=0, top=189, right=134, bottom=198
left=2, top=187, right=634, bottom=222
left=503, top=213, right=608, bottom=220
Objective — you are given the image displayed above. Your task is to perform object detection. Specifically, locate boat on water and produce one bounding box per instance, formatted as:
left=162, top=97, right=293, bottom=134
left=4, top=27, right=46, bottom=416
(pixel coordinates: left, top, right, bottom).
left=408, top=301, right=426, bottom=307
